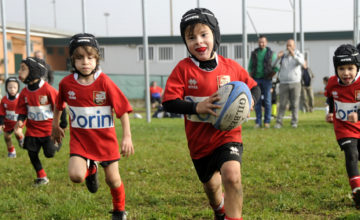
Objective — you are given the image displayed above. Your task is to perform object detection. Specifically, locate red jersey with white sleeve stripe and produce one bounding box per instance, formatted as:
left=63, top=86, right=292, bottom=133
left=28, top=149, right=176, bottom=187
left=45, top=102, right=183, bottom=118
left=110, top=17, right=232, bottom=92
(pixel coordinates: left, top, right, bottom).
left=56, top=71, right=132, bottom=161
left=325, top=75, right=360, bottom=140
left=163, top=55, right=257, bottom=159
left=0, top=94, right=19, bottom=132
left=16, top=80, right=58, bottom=137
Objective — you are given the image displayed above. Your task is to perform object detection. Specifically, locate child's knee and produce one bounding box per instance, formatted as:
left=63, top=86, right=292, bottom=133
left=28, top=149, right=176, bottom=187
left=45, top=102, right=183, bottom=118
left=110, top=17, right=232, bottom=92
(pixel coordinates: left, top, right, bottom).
left=105, top=176, right=121, bottom=188
left=69, top=172, right=85, bottom=183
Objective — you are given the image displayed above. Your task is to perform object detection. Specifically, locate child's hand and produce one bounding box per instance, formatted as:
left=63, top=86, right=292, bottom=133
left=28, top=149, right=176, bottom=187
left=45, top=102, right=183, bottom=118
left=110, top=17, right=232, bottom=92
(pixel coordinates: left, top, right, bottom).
left=326, top=113, right=333, bottom=123
left=15, top=121, right=24, bottom=130
left=0, top=125, right=5, bottom=130
left=196, top=93, right=221, bottom=116
left=51, top=125, right=65, bottom=144
left=348, top=112, right=358, bottom=123
left=120, top=136, right=134, bottom=157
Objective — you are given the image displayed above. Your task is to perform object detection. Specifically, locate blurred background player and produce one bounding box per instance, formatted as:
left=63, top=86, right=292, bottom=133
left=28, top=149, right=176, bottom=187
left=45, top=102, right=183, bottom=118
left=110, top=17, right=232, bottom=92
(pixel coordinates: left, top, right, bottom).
left=162, top=8, right=260, bottom=220
left=0, top=77, right=24, bottom=158
left=15, top=57, right=66, bottom=186
left=150, top=81, right=163, bottom=109
left=34, top=50, right=54, bottom=85
left=325, top=44, right=360, bottom=209
left=52, top=33, right=134, bottom=220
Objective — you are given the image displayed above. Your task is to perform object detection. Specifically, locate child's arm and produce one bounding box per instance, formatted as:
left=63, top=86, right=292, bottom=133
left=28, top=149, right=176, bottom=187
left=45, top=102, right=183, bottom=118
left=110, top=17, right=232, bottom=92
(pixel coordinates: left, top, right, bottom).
left=51, top=106, right=65, bottom=144
left=119, top=112, right=134, bottom=157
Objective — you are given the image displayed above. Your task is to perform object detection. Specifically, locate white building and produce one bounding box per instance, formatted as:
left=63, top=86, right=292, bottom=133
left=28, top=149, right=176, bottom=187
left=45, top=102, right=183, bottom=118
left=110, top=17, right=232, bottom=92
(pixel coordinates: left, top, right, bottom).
left=44, top=31, right=353, bottom=98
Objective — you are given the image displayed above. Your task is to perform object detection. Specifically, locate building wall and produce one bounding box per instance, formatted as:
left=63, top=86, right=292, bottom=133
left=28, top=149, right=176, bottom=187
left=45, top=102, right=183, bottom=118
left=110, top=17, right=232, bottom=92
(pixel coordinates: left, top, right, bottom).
left=0, top=33, right=45, bottom=74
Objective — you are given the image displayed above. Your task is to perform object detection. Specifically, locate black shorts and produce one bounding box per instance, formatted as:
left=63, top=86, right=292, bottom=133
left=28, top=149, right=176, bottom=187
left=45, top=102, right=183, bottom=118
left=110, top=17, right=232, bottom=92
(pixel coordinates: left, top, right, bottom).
left=192, top=142, right=243, bottom=183
left=70, top=154, right=119, bottom=168
left=151, top=97, right=161, bottom=104
left=24, top=136, right=56, bottom=157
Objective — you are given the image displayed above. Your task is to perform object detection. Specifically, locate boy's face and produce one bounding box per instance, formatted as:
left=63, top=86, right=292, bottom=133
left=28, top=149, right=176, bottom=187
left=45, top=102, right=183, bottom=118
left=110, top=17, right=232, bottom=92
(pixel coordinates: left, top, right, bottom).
left=74, top=47, right=97, bottom=76
left=7, top=81, right=18, bottom=96
left=18, top=63, right=29, bottom=82
left=337, top=64, right=358, bottom=85
left=185, top=23, right=214, bottom=61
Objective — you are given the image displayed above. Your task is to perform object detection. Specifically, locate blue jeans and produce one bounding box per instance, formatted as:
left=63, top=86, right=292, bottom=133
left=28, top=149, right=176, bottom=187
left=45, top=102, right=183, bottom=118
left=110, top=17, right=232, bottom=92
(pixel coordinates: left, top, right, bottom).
left=254, top=78, right=272, bottom=125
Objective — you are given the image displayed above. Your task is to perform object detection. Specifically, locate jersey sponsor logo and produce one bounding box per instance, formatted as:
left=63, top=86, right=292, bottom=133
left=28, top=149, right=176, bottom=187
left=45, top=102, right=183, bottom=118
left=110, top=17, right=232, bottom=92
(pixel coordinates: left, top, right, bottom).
left=69, top=105, right=114, bottom=129
left=5, top=110, right=18, bottom=121
left=334, top=100, right=360, bottom=121
left=93, top=91, right=106, bottom=105
left=188, top=78, right=198, bottom=89
left=68, top=91, right=76, bottom=100
left=27, top=104, right=53, bottom=121
left=356, top=90, right=360, bottom=101
left=184, top=95, right=214, bottom=123
left=39, top=95, right=48, bottom=105
left=3, top=103, right=7, bottom=108
left=217, top=75, right=230, bottom=88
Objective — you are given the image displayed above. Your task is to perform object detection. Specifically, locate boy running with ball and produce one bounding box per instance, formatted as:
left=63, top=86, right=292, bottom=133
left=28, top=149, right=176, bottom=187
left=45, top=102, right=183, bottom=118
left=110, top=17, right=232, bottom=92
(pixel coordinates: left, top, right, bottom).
left=162, top=8, right=260, bottom=220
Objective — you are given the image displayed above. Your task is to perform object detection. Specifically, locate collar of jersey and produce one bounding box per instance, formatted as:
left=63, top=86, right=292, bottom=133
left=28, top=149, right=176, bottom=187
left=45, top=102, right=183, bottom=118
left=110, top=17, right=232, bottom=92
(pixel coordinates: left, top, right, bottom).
left=190, top=53, right=218, bottom=71
left=74, top=69, right=102, bottom=81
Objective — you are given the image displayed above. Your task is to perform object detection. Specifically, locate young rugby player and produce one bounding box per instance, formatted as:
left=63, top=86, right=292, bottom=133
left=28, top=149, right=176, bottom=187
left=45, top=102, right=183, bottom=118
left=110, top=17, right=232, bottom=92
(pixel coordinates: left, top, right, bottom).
left=52, top=33, right=134, bottom=220
left=162, top=8, right=260, bottom=220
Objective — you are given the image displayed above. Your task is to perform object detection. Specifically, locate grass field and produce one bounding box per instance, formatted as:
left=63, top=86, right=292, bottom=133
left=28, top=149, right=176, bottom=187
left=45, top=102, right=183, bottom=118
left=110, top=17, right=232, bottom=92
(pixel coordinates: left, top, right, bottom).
left=1, top=96, right=360, bottom=219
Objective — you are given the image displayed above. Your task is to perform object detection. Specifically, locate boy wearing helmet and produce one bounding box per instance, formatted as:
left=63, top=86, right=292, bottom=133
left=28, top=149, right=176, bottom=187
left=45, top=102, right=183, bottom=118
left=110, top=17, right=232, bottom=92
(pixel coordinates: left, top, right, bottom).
left=0, top=77, right=24, bottom=157
left=15, top=57, right=66, bottom=185
left=325, top=44, right=360, bottom=209
left=52, top=33, right=133, bottom=220
left=162, top=8, right=260, bottom=220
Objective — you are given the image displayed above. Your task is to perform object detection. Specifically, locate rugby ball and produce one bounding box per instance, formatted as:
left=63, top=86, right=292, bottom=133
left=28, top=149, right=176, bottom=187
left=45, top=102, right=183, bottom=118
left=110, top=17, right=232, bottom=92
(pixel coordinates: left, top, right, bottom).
left=212, top=81, right=252, bottom=131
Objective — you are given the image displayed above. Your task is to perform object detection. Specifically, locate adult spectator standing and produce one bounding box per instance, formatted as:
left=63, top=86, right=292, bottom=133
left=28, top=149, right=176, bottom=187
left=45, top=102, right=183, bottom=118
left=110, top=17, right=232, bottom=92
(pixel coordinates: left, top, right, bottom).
left=34, top=50, right=54, bottom=85
left=300, top=60, right=315, bottom=112
left=248, top=35, right=278, bottom=128
left=273, top=39, right=305, bottom=128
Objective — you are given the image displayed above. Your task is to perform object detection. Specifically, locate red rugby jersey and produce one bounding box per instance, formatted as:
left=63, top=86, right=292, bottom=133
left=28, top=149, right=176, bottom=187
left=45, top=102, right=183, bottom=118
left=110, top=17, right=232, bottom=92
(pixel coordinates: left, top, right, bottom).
left=325, top=75, right=360, bottom=140
left=16, top=80, right=58, bottom=137
left=0, top=94, right=19, bottom=132
left=56, top=71, right=132, bottom=161
left=163, top=55, right=257, bottom=159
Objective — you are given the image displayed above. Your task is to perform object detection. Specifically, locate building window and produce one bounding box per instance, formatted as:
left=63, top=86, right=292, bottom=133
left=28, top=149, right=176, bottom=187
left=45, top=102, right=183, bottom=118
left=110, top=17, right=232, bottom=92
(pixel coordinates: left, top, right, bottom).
left=138, top=46, right=154, bottom=61
left=7, top=40, right=12, bottom=51
left=218, top=45, right=228, bottom=58
left=99, top=47, right=105, bottom=60
left=158, top=46, right=173, bottom=61
left=58, top=47, right=65, bottom=55
left=234, top=45, right=242, bottom=59
left=47, top=47, right=54, bottom=55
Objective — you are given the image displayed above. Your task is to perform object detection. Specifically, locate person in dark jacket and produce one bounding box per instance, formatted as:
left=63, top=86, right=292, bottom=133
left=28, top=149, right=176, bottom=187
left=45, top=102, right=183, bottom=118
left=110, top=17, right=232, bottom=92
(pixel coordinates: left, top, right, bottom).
left=248, top=35, right=278, bottom=128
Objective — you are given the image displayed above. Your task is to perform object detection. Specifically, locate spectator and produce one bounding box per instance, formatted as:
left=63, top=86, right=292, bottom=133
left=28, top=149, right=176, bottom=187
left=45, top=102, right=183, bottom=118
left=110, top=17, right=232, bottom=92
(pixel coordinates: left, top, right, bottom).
left=248, top=35, right=278, bottom=128
left=300, top=60, right=315, bottom=112
left=150, top=81, right=163, bottom=108
left=273, top=39, right=305, bottom=128
left=34, top=50, right=54, bottom=85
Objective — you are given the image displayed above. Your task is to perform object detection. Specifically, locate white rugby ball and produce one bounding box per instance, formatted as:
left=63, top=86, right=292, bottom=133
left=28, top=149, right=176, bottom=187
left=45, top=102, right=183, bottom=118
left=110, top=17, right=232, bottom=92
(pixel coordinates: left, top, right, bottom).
left=212, top=81, right=252, bottom=131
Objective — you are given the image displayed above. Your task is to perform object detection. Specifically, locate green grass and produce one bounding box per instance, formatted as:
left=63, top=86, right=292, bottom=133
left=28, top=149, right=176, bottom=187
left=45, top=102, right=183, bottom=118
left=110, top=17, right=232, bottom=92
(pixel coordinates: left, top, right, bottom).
left=1, top=99, right=360, bottom=219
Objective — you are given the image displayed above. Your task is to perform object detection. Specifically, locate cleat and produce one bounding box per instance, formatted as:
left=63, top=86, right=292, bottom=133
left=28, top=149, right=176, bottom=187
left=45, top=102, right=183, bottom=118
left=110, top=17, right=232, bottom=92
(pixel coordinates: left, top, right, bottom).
left=34, top=177, right=49, bottom=186
left=214, top=213, right=225, bottom=220
left=8, top=151, right=16, bottom=158
left=353, top=188, right=360, bottom=209
left=86, top=160, right=99, bottom=193
left=110, top=210, right=127, bottom=220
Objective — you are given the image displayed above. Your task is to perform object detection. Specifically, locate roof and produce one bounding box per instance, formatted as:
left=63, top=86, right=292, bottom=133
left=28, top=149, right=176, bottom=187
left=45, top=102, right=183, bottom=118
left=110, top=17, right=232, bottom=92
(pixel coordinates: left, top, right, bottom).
left=0, top=22, right=74, bottom=38
left=44, top=30, right=354, bottom=47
